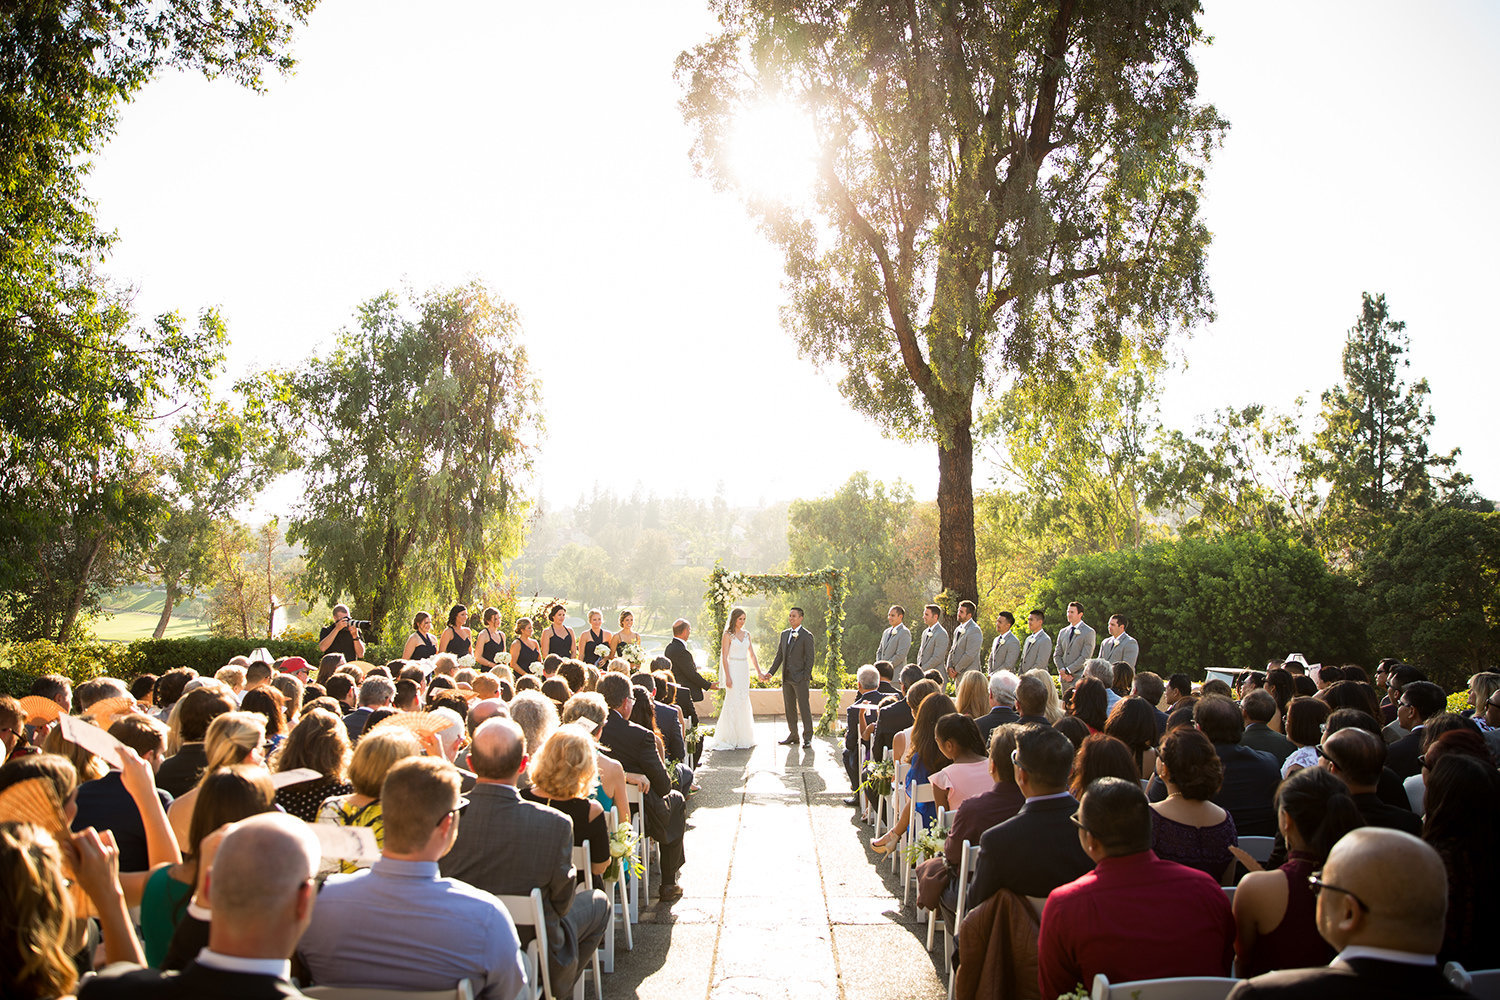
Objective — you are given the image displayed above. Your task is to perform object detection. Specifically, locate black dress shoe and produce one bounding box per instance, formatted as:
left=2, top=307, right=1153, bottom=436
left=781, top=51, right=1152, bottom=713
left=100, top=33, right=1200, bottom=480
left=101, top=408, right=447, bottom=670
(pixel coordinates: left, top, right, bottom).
left=843, top=796, right=859, bottom=806
left=658, top=883, right=683, bottom=902
left=802, top=739, right=813, bottom=748
left=778, top=735, right=798, bottom=746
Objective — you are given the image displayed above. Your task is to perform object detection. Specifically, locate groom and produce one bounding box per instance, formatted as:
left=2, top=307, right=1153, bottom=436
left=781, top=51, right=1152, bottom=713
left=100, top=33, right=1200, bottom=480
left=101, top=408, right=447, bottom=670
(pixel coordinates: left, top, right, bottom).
left=766, top=607, right=816, bottom=747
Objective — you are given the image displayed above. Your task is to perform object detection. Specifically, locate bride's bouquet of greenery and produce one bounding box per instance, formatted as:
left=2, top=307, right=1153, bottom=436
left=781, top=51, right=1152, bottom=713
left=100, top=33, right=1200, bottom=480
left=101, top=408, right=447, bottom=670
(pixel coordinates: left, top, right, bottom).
left=686, top=724, right=715, bottom=754
left=859, top=758, right=895, bottom=798
left=604, top=823, right=643, bottom=883
left=903, top=829, right=945, bottom=866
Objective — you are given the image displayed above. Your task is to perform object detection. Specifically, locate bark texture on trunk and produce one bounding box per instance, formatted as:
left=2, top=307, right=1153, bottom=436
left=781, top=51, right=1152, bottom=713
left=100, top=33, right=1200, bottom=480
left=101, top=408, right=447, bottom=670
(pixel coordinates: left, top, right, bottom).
left=936, top=413, right=978, bottom=627
left=152, top=578, right=180, bottom=640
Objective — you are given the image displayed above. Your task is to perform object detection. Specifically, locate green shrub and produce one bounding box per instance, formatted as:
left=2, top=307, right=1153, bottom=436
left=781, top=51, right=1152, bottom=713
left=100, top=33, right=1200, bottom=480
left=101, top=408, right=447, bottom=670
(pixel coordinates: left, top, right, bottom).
left=0, top=640, right=142, bottom=698
left=128, top=638, right=401, bottom=679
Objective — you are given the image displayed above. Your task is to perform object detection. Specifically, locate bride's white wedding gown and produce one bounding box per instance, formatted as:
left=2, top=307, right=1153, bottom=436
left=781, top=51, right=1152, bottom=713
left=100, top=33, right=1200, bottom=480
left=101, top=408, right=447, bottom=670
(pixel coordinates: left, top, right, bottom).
left=708, top=633, right=757, bottom=750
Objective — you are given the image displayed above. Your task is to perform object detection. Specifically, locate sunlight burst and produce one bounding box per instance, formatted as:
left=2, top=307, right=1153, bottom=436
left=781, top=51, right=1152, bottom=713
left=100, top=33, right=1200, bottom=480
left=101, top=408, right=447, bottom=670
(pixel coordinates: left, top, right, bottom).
left=726, top=101, right=821, bottom=204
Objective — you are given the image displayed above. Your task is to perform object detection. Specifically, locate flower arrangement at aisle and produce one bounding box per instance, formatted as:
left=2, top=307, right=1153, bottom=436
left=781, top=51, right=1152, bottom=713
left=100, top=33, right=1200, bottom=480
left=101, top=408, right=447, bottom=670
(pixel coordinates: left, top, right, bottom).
left=686, top=724, right=715, bottom=755
left=903, top=829, right=945, bottom=866
left=1054, top=987, right=1090, bottom=1000
left=667, top=758, right=683, bottom=790
left=604, top=823, right=643, bottom=883
left=616, top=640, right=645, bottom=668
left=859, top=758, right=895, bottom=798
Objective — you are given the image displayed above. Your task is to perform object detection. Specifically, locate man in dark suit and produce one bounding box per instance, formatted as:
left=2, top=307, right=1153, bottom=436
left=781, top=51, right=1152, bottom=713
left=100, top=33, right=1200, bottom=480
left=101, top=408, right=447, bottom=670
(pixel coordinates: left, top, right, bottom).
left=1319, top=728, right=1422, bottom=836
left=597, top=673, right=687, bottom=901
left=967, top=726, right=1094, bottom=909
left=342, top=676, right=394, bottom=742
left=441, top=718, right=609, bottom=996
left=1014, top=673, right=1054, bottom=727
left=1386, top=681, right=1447, bottom=779
left=1241, top=689, right=1297, bottom=766
left=844, top=665, right=887, bottom=804
left=1225, top=829, right=1468, bottom=1000
left=1132, top=671, right=1170, bottom=739
left=870, top=664, right=923, bottom=760
left=767, top=606, right=816, bottom=747
left=664, top=619, right=714, bottom=727
left=80, top=813, right=320, bottom=999
left=1150, top=695, right=1281, bottom=836
left=154, top=688, right=234, bottom=797
left=974, top=670, right=1022, bottom=747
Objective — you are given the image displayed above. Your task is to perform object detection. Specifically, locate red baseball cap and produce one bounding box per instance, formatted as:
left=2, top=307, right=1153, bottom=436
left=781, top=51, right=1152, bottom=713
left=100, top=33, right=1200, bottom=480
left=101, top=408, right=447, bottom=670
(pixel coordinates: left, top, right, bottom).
left=279, top=656, right=310, bottom=674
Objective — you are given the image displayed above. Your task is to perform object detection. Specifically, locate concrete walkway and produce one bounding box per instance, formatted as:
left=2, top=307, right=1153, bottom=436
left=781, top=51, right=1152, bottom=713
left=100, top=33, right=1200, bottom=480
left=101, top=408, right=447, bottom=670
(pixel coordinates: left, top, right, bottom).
left=604, top=721, right=945, bottom=999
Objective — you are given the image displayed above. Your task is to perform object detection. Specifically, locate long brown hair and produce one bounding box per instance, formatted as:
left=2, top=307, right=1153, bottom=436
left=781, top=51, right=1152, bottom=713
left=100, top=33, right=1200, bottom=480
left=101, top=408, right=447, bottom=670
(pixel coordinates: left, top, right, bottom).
left=0, top=822, right=76, bottom=999
left=906, top=693, right=956, bottom=773
left=272, top=708, right=351, bottom=780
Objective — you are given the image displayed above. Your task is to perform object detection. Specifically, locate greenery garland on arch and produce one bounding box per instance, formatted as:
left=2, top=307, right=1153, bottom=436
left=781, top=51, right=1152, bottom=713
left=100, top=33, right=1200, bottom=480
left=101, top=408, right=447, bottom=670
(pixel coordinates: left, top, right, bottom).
left=704, top=562, right=849, bottom=735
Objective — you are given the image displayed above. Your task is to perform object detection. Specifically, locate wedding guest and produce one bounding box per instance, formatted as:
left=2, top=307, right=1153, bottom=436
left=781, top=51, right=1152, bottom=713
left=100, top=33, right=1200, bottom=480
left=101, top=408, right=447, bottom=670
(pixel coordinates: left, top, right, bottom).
left=1069, top=733, right=1141, bottom=801
left=1053, top=715, right=1090, bottom=749
left=561, top=692, right=642, bottom=825
left=270, top=709, right=352, bottom=821
left=317, top=727, right=422, bottom=875
left=1263, top=668, right=1297, bottom=732
left=597, top=673, right=687, bottom=901
left=438, top=604, right=472, bottom=657
left=1015, top=673, right=1054, bottom=727
left=974, top=671, right=1022, bottom=747
left=954, top=670, right=989, bottom=720
left=239, top=686, right=287, bottom=755
left=1070, top=676, right=1109, bottom=733
left=403, top=611, right=439, bottom=660
left=1104, top=696, right=1158, bottom=773
left=1150, top=695, right=1281, bottom=836
left=510, top=617, right=542, bottom=675
left=1317, top=728, right=1421, bottom=835
left=166, top=712, right=266, bottom=846
left=871, top=692, right=955, bottom=853
left=930, top=713, right=990, bottom=811
left=155, top=689, right=235, bottom=797
left=1423, top=753, right=1500, bottom=969
left=510, top=690, right=560, bottom=759
left=1242, top=690, right=1297, bottom=766
left=1149, top=727, right=1236, bottom=879
left=522, top=724, right=611, bottom=876
left=71, top=714, right=173, bottom=872
left=1280, top=697, right=1330, bottom=777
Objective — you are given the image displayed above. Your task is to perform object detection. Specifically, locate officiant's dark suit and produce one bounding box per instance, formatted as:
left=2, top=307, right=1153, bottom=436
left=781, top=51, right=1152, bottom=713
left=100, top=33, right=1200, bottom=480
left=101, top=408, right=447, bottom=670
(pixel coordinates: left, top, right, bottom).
left=664, top=629, right=714, bottom=727
left=768, top=609, right=816, bottom=746
left=600, top=703, right=686, bottom=889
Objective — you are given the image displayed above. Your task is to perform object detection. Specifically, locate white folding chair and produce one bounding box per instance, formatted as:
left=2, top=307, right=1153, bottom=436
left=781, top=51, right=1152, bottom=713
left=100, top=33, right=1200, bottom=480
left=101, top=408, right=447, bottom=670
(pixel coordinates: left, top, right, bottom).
left=496, top=888, right=553, bottom=1000
left=938, top=841, right=981, bottom=999
left=303, top=981, right=476, bottom=1000
left=623, top=784, right=651, bottom=913
left=569, top=843, right=604, bottom=998
left=857, top=740, right=872, bottom=822
left=1236, top=835, right=1275, bottom=865
left=599, top=808, right=633, bottom=969
left=901, top=782, right=936, bottom=907
left=1090, top=973, right=1239, bottom=1000
left=1461, top=966, right=1500, bottom=1000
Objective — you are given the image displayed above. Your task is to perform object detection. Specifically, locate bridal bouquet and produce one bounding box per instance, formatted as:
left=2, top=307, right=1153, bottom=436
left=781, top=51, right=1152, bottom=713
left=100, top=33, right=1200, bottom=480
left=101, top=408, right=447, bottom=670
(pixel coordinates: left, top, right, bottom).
left=903, top=829, right=945, bottom=866
left=604, top=824, right=643, bottom=883
left=686, top=724, right=714, bottom=755
left=859, top=758, right=895, bottom=798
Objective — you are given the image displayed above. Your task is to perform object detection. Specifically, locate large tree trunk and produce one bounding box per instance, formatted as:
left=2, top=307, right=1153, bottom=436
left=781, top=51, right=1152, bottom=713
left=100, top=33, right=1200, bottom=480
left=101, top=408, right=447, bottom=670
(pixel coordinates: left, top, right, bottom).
left=935, top=413, right=978, bottom=626
left=57, top=535, right=106, bottom=644
left=153, top=576, right=180, bottom=639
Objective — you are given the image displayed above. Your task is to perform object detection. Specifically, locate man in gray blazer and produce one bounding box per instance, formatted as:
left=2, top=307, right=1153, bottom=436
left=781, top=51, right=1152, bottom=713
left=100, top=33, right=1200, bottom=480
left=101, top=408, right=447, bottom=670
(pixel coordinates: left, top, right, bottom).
left=946, top=600, right=983, bottom=677
left=1096, top=613, right=1139, bottom=668
left=915, top=603, right=949, bottom=674
left=989, top=611, right=1021, bottom=673
left=1019, top=609, right=1053, bottom=672
left=1053, top=601, right=1097, bottom=693
left=768, top=607, right=817, bottom=746
left=876, top=605, right=912, bottom=665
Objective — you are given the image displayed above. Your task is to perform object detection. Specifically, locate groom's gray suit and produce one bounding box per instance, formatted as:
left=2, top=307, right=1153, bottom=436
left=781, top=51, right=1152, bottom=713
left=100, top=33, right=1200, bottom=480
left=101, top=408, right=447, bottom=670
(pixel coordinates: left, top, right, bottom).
left=768, top=626, right=816, bottom=742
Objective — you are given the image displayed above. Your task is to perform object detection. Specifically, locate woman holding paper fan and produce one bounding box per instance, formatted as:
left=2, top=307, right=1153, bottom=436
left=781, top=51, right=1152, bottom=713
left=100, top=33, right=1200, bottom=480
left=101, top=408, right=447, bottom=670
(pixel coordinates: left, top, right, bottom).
left=270, top=709, right=352, bottom=822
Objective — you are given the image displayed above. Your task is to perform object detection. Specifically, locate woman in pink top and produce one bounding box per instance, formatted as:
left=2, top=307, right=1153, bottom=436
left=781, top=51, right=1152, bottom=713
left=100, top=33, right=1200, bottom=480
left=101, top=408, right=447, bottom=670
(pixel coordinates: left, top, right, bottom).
left=930, top=713, right=992, bottom=810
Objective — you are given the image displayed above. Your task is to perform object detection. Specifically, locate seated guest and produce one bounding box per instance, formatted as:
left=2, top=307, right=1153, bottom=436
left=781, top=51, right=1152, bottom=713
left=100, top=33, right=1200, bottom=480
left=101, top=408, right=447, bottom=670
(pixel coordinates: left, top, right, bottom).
left=1103, top=696, right=1158, bottom=773
left=967, top=726, right=1094, bottom=910
left=270, top=709, right=352, bottom=821
left=632, top=670, right=688, bottom=766
left=1069, top=734, right=1141, bottom=801
left=80, top=813, right=320, bottom=1000
left=597, top=673, right=687, bottom=901
left=929, top=713, right=991, bottom=811
left=156, top=689, right=235, bottom=797
left=1386, top=681, right=1448, bottom=779
left=1150, top=726, right=1237, bottom=879
left=323, top=674, right=356, bottom=713
left=1151, top=695, right=1281, bottom=836
left=1164, top=672, right=1193, bottom=708
left=955, top=670, right=990, bottom=720
left=974, top=671, right=1021, bottom=747
left=868, top=665, right=924, bottom=760
left=1280, top=696, right=1330, bottom=777
left=1233, top=767, right=1365, bottom=977
left=1226, top=829, right=1468, bottom=999
left=845, top=665, right=887, bottom=801
left=443, top=719, right=610, bottom=995
left=343, top=676, right=395, bottom=742
left=934, top=723, right=1028, bottom=927
left=298, top=757, right=526, bottom=999
left=72, top=713, right=173, bottom=872
left=1423, top=753, right=1500, bottom=970
left=1323, top=709, right=1413, bottom=812
left=1317, top=728, right=1421, bottom=835
left=1069, top=676, right=1109, bottom=733
left=1015, top=673, right=1054, bottom=727
left=1132, top=671, right=1169, bottom=738
left=166, top=711, right=266, bottom=846
left=1242, top=690, right=1297, bottom=766
left=522, top=724, right=611, bottom=878
left=1038, top=778, right=1235, bottom=998
left=240, top=687, right=288, bottom=755
left=561, top=693, right=641, bottom=825
left=1053, top=715, right=1090, bottom=749
left=870, top=692, right=955, bottom=853
left=316, top=727, right=423, bottom=875
left=510, top=690, right=560, bottom=758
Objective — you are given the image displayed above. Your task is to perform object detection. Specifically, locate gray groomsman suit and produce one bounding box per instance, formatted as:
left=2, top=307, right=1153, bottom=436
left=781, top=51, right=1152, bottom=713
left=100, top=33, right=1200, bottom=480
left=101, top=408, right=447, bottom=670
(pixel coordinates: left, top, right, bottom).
left=1097, top=632, right=1139, bottom=668
left=877, top=623, right=912, bottom=665
left=916, top=622, right=949, bottom=673
left=989, top=631, right=1021, bottom=673
left=1053, top=621, right=1097, bottom=689
left=947, top=618, right=982, bottom=676
left=1019, top=629, right=1052, bottom=671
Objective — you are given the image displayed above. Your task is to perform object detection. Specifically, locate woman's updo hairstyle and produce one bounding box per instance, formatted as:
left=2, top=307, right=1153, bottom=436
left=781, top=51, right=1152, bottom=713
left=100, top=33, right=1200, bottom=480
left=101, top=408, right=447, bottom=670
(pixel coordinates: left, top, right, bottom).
left=447, top=604, right=467, bottom=628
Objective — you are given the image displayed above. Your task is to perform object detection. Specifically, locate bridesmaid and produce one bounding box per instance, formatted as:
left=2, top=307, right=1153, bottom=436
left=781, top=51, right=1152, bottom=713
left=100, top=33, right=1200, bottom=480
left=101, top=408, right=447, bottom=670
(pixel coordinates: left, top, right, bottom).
left=509, top=617, right=542, bottom=675
left=575, top=608, right=613, bottom=665
left=543, top=604, right=573, bottom=661
left=612, top=609, right=642, bottom=657
left=402, top=612, right=438, bottom=661
left=475, top=607, right=506, bottom=669
left=439, top=604, right=472, bottom=657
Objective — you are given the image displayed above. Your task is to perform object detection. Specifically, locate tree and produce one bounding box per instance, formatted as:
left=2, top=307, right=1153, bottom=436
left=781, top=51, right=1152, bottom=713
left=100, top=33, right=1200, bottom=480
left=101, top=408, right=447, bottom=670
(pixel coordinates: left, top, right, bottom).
left=1314, top=293, right=1467, bottom=557
left=679, top=0, right=1226, bottom=614
left=275, top=282, right=540, bottom=640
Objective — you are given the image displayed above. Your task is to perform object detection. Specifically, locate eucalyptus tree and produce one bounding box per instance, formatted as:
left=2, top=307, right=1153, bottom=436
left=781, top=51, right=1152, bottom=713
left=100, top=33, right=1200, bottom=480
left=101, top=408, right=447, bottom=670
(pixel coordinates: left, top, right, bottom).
left=679, top=0, right=1227, bottom=609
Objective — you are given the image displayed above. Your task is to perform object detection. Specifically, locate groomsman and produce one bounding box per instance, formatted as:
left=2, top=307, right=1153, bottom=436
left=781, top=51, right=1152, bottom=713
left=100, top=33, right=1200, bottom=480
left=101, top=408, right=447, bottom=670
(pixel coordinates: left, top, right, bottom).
left=1053, top=601, right=1097, bottom=692
left=989, top=611, right=1021, bottom=673
left=1097, top=613, right=1139, bottom=668
left=947, top=601, right=982, bottom=678
left=916, top=604, right=949, bottom=674
left=1020, top=609, right=1053, bottom=671
left=876, top=606, right=912, bottom=665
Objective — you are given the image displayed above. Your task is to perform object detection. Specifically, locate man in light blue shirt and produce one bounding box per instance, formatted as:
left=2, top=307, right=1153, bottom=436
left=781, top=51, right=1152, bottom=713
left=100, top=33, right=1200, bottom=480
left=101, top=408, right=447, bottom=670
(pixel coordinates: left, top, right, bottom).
left=297, top=757, right=526, bottom=1000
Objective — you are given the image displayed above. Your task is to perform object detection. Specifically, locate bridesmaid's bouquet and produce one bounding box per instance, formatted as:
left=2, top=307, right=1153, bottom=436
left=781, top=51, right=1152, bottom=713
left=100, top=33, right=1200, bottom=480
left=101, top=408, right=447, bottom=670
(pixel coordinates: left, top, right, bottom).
left=457, top=654, right=476, bottom=668
left=494, top=652, right=511, bottom=666
left=617, top=641, right=645, bottom=667
left=592, top=643, right=611, bottom=660
left=604, top=824, right=643, bottom=883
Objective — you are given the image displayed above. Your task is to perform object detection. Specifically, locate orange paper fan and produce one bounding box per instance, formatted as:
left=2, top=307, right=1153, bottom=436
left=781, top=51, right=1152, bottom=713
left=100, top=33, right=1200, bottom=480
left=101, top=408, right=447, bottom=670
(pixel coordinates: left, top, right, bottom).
left=18, top=696, right=62, bottom=726
left=372, top=711, right=451, bottom=737
left=0, top=777, right=68, bottom=835
left=84, top=697, right=136, bottom=723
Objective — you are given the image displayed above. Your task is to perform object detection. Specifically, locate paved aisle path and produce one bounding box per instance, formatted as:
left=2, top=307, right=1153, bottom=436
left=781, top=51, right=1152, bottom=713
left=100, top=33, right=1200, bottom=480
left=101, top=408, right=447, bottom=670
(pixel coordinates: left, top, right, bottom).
left=609, top=720, right=945, bottom=999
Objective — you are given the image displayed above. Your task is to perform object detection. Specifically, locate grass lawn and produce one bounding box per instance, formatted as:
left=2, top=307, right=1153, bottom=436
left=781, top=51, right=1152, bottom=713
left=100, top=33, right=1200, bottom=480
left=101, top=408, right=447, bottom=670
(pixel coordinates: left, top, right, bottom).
left=93, top=612, right=211, bottom=642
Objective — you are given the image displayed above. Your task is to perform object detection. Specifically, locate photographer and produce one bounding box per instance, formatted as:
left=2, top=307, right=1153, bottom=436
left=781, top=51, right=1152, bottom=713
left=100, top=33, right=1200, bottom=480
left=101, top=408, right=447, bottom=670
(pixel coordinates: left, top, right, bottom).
left=319, top=604, right=367, bottom=662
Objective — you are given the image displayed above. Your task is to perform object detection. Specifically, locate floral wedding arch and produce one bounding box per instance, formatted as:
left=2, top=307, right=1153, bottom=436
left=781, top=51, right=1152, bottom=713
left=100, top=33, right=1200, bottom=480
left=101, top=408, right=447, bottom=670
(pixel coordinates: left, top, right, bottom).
left=704, top=562, right=849, bottom=735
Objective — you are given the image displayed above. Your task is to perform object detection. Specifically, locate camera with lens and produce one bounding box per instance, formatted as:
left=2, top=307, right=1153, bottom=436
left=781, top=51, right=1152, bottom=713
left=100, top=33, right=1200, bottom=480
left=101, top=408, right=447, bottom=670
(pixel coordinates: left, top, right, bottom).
left=350, top=619, right=373, bottom=632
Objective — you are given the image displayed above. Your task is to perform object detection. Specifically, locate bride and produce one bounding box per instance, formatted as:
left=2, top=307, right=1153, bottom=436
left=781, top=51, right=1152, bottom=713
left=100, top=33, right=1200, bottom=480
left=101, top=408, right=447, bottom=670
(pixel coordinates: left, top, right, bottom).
left=708, top=606, right=760, bottom=750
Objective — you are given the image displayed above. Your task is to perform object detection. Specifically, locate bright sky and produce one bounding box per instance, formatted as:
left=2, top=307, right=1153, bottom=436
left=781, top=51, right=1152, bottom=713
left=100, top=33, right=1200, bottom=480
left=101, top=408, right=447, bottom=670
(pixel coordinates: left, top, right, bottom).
left=89, top=0, right=1500, bottom=513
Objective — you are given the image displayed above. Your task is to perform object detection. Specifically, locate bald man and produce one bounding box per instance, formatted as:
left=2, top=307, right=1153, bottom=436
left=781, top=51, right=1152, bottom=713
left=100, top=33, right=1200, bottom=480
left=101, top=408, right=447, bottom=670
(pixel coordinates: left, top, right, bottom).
left=1226, top=828, right=1469, bottom=999
left=81, top=813, right=320, bottom=998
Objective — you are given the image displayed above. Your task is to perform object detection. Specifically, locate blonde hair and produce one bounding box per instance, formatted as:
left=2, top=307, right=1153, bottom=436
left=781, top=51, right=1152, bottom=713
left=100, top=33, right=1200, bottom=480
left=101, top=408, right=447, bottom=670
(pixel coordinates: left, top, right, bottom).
left=561, top=692, right=608, bottom=733
left=346, top=727, right=422, bottom=798
left=0, top=822, right=76, bottom=999
left=204, top=711, right=267, bottom=772
left=1025, top=667, right=1065, bottom=723
left=41, top=725, right=107, bottom=782
left=955, top=671, right=989, bottom=719
left=215, top=664, right=248, bottom=690
left=529, top=725, right=598, bottom=800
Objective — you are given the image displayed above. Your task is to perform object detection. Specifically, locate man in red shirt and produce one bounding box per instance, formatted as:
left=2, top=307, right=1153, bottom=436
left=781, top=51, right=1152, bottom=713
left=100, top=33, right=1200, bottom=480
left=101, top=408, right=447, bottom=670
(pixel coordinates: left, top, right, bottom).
left=1037, top=777, right=1236, bottom=998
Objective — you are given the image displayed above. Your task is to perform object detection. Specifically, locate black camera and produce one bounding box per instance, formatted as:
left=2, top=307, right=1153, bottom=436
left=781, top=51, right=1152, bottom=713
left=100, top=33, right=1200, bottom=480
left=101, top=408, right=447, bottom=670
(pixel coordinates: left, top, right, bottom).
left=350, top=620, right=373, bottom=632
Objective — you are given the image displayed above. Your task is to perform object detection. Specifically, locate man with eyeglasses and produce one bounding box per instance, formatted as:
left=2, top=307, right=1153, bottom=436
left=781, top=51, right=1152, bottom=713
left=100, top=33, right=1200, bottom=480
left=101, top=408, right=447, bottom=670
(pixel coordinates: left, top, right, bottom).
left=1037, top=777, right=1235, bottom=998
left=1385, top=681, right=1448, bottom=780
left=1317, top=729, right=1421, bottom=836
left=1226, top=828, right=1467, bottom=999
left=297, top=756, right=525, bottom=1000
left=1380, top=663, right=1425, bottom=745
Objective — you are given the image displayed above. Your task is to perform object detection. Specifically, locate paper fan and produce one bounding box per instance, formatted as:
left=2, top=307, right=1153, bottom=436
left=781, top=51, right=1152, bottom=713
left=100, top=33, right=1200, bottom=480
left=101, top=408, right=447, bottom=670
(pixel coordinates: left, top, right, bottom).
left=0, top=777, right=68, bottom=835
left=18, top=696, right=62, bottom=726
left=347, top=660, right=376, bottom=674
left=372, top=711, right=450, bottom=737
left=84, top=697, right=136, bottom=723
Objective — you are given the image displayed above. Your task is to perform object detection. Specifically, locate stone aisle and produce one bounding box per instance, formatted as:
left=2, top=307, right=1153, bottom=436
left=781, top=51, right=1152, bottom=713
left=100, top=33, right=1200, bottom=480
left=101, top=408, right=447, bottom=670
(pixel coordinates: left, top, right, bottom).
left=603, top=720, right=946, bottom=999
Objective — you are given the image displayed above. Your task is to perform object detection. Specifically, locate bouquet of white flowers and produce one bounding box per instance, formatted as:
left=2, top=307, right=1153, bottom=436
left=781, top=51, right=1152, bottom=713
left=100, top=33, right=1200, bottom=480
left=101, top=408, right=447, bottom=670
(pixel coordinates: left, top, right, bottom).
left=495, top=651, right=511, bottom=666
left=859, top=758, right=895, bottom=798
left=604, top=823, right=643, bottom=883
left=616, top=641, right=645, bottom=667
left=686, top=724, right=714, bottom=754
left=592, top=643, right=611, bottom=660
left=903, top=829, right=945, bottom=866
left=457, top=654, right=476, bottom=669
